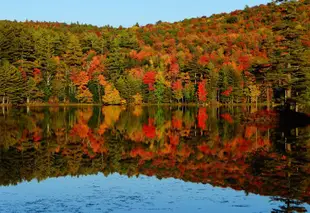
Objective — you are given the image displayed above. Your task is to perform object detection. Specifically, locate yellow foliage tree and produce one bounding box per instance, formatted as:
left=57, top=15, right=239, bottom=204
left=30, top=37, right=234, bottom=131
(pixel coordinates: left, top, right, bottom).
left=132, top=93, right=143, bottom=105
left=102, top=83, right=126, bottom=105
left=76, top=85, right=93, bottom=103
left=248, top=85, right=261, bottom=109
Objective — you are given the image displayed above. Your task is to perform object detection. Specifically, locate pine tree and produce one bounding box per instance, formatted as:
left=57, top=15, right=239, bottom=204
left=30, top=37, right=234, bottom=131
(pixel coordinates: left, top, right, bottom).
left=81, top=32, right=107, bottom=54
left=0, top=61, right=27, bottom=104
left=64, top=34, right=83, bottom=67
left=105, top=51, right=128, bottom=82
left=206, top=62, right=219, bottom=103
left=63, top=34, right=83, bottom=101
left=183, top=82, right=196, bottom=103
left=115, top=77, right=130, bottom=101
left=268, top=1, right=309, bottom=105
left=0, top=21, right=12, bottom=62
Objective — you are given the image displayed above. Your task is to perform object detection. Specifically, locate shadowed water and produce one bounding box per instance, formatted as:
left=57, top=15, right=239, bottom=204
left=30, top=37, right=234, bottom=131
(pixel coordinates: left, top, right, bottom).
left=0, top=106, right=309, bottom=213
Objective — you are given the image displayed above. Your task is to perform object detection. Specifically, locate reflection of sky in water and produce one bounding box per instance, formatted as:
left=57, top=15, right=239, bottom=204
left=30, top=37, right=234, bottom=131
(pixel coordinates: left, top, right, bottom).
left=1, top=174, right=308, bottom=213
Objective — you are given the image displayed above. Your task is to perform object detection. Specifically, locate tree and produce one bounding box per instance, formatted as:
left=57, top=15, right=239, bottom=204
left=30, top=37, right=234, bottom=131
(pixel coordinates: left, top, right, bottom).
left=143, top=71, right=156, bottom=91
left=183, top=82, right=196, bottom=103
left=267, top=1, right=309, bottom=105
left=172, top=80, right=183, bottom=102
left=70, top=70, right=92, bottom=103
left=0, top=61, right=27, bottom=104
left=132, top=93, right=143, bottom=105
left=102, top=83, right=126, bottom=105
left=0, top=1, right=309, bottom=106
left=204, top=62, right=218, bottom=102
left=26, top=77, right=43, bottom=103
left=64, top=34, right=83, bottom=67
left=81, top=32, right=107, bottom=54
left=198, top=80, right=207, bottom=103
left=115, top=77, right=130, bottom=101
left=63, top=34, right=83, bottom=102
left=249, top=84, right=261, bottom=108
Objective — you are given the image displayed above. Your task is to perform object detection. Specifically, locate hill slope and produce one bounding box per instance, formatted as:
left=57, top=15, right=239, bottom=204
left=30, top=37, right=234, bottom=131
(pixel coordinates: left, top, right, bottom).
left=0, top=0, right=309, bottom=105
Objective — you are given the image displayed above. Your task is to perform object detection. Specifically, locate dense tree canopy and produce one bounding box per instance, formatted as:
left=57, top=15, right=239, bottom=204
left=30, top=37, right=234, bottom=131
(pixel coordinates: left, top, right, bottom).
left=0, top=0, right=309, bottom=105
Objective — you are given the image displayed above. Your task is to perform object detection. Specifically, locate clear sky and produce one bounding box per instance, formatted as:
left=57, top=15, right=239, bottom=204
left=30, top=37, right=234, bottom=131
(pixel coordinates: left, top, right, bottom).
left=0, top=0, right=271, bottom=27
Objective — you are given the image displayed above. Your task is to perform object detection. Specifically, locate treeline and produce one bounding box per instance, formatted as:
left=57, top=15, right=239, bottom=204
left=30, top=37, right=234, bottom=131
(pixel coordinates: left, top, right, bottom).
left=0, top=0, right=309, bottom=105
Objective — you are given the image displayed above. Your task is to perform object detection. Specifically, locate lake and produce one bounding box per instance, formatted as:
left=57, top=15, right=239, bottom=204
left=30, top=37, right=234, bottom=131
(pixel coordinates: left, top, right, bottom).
left=0, top=106, right=309, bottom=213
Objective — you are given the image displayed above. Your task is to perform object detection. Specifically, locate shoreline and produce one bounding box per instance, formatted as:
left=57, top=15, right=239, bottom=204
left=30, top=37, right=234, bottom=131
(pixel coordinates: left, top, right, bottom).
left=0, top=103, right=273, bottom=107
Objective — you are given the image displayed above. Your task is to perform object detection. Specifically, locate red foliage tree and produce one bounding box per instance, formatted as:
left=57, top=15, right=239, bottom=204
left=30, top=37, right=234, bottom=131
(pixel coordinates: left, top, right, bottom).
left=71, top=71, right=89, bottom=86
left=238, top=55, right=251, bottom=71
left=143, top=71, right=156, bottom=91
left=172, top=80, right=183, bottom=91
left=198, top=55, right=209, bottom=66
left=198, top=80, right=207, bottom=102
left=169, top=62, right=180, bottom=76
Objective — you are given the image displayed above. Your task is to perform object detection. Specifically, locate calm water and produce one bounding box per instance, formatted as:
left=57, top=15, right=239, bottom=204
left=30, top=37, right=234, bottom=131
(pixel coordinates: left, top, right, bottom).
left=0, top=106, right=309, bottom=213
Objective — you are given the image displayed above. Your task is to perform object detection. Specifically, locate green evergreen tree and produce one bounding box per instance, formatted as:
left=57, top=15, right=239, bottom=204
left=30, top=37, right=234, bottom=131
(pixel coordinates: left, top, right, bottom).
left=184, top=82, right=196, bottom=103
left=63, top=34, right=83, bottom=102
left=268, top=1, right=309, bottom=105
left=206, top=62, right=219, bottom=103
left=115, top=77, right=130, bottom=101
left=0, top=61, right=27, bottom=104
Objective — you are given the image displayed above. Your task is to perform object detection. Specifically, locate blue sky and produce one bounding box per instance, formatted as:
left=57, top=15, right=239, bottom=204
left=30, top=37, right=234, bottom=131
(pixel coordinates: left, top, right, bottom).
left=1, top=0, right=271, bottom=27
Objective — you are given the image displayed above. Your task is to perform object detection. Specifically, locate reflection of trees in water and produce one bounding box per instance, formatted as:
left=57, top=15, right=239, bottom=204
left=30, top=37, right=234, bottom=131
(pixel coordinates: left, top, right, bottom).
left=0, top=106, right=309, bottom=209
left=271, top=197, right=307, bottom=213
left=245, top=109, right=310, bottom=212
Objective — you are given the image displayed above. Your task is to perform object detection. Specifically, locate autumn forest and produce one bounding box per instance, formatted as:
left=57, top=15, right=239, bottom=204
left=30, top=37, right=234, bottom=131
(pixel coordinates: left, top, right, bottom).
left=0, top=0, right=309, bottom=105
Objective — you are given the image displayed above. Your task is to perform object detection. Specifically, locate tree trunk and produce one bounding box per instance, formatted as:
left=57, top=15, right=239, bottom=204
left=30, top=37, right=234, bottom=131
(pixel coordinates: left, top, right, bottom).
left=2, top=96, right=5, bottom=105
left=27, top=96, right=30, bottom=104
left=98, top=83, right=102, bottom=104
left=47, top=123, right=50, bottom=135
left=286, top=88, right=292, bottom=99
left=256, top=127, right=258, bottom=149
left=267, top=87, right=270, bottom=110
left=287, top=67, right=292, bottom=100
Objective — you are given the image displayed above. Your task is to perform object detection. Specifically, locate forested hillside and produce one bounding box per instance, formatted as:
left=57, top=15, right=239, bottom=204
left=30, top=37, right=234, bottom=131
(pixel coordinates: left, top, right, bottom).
left=0, top=0, right=309, bottom=105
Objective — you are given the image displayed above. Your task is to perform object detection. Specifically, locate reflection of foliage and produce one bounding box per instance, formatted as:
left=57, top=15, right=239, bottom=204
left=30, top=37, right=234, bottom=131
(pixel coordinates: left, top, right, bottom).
left=0, top=116, right=21, bottom=149
left=0, top=106, right=309, bottom=209
left=271, top=197, right=307, bottom=213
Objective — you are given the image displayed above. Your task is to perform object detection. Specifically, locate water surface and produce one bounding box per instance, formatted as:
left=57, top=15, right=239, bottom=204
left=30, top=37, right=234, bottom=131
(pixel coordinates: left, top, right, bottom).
left=0, top=106, right=309, bottom=212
